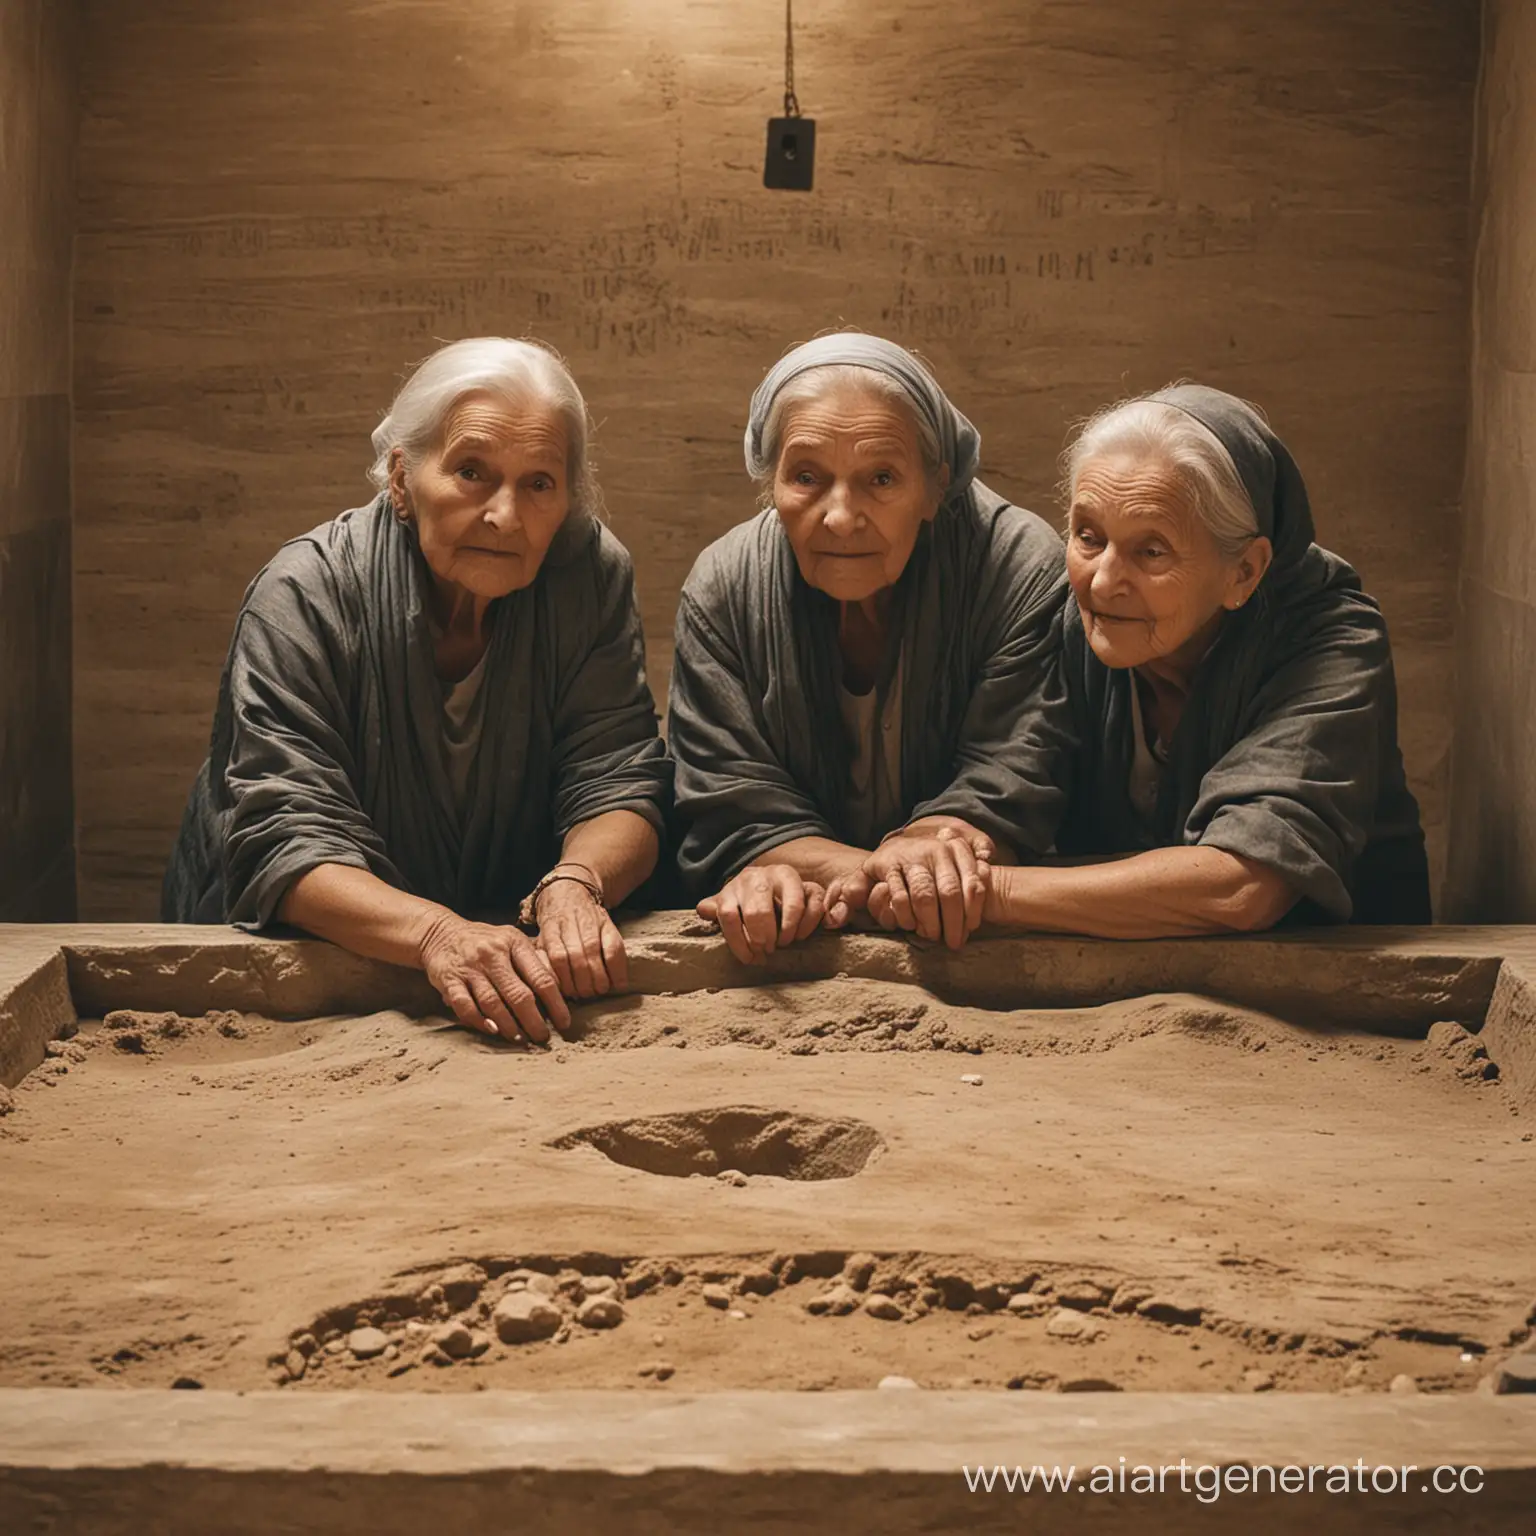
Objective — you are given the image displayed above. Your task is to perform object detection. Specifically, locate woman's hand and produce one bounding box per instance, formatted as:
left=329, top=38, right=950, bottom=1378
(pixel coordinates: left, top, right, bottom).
left=419, top=912, right=571, bottom=1044
left=834, top=824, right=992, bottom=948
left=535, top=878, right=628, bottom=999
left=696, top=863, right=827, bottom=965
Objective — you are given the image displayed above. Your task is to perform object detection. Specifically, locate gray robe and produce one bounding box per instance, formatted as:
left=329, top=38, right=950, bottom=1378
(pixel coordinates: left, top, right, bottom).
left=162, top=496, right=671, bottom=926
left=1055, top=386, right=1429, bottom=924
left=668, top=484, right=1073, bottom=897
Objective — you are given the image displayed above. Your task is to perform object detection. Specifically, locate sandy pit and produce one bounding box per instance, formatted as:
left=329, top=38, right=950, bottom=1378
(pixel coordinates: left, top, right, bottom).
left=1, top=972, right=1530, bottom=1400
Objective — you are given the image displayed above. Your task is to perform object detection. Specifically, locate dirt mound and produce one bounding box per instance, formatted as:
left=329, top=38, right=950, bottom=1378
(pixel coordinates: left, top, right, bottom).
left=564, top=982, right=1406, bottom=1061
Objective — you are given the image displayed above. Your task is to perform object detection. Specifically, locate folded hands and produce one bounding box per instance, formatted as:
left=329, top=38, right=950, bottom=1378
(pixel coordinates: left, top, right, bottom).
left=696, top=820, right=999, bottom=965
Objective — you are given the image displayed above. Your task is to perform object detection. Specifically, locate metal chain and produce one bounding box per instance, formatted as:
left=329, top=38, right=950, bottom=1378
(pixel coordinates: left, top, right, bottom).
left=784, top=0, right=800, bottom=118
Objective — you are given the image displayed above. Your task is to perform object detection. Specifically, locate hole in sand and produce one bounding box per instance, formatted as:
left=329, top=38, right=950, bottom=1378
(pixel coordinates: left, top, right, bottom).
left=550, top=1106, right=884, bottom=1181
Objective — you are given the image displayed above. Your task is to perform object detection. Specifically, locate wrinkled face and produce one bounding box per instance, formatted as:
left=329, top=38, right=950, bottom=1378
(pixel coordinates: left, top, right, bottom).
left=1066, top=453, right=1269, bottom=670
left=389, top=390, right=570, bottom=599
left=772, top=384, right=943, bottom=603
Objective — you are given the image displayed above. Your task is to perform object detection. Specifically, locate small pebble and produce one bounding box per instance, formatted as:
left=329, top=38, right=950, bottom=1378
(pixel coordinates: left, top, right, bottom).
left=864, top=1294, right=904, bottom=1322
left=1045, top=1309, right=1100, bottom=1342
left=324, top=1338, right=347, bottom=1356
left=967, top=1324, right=994, bottom=1342
left=421, top=1344, right=451, bottom=1368
left=577, top=1297, right=626, bottom=1330
left=1136, top=1295, right=1203, bottom=1327
left=701, top=1284, right=731, bottom=1310
left=842, top=1254, right=878, bottom=1290
left=639, top=1360, right=676, bottom=1380
left=382, top=1343, right=399, bottom=1362
left=505, top=1270, right=558, bottom=1298
left=716, top=1169, right=749, bottom=1187
left=431, top=1322, right=476, bottom=1360
left=806, top=1284, right=860, bottom=1317
left=493, top=1291, right=562, bottom=1345
left=578, top=1275, right=619, bottom=1301
left=878, top=1375, right=920, bottom=1390
left=728, top=1308, right=747, bottom=1320
left=1056, top=1278, right=1114, bottom=1310
left=960, top=1073, right=983, bottom=1087
left=652, top=1331, right=666, bottom=1347
left=1006, top=1293, right=1050, bottom=1318
left=1389, top=1373, right=1419, bottom=1395
left=1242, top=1369, right=1275, bottom=1393
left=347, top=1328, right=390, bottom=1360
left=283, top=1350, right=307, bottom=1381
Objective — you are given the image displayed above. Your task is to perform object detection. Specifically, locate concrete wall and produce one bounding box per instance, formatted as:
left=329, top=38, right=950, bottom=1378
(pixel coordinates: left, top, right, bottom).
left=71, top=0, right=1477, bottom=919
left=0, top=0, right=77, bottom=921
left=1446, top=0, right=1536, bottom=922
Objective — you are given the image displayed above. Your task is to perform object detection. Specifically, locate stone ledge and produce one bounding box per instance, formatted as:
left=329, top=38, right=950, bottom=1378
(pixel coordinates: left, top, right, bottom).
left=4, top=921, right=1536, bottom=1102
left=1, top=1386, right=1532, bottom=1471
left=0, top=1389, right=1532, bottom=1534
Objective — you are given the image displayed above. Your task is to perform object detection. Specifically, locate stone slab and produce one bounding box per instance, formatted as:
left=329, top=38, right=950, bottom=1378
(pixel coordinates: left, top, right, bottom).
left=0, top=1389, right=1532, bottom=1534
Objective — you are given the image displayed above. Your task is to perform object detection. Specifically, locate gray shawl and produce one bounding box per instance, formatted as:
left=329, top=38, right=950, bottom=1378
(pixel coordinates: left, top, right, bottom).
left=670, top=335, right=1071, bottom=897
left=163, top=496, right=671, bottom=926
left=1056, top=385, right=1429, bottom=923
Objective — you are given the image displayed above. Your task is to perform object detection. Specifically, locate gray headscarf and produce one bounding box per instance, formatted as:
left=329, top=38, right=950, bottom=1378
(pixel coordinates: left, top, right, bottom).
left=1149, top=384, right=1315, bottom=573
left=743, top=334, right=981, bottom=505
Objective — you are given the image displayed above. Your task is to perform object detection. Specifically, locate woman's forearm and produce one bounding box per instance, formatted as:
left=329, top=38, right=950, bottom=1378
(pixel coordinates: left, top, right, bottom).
left=984, top=846, right=1298, bottom=939
left=749, top=835, right=869, bottom=887
left=277, top=864, right=453, bottom=968
left=557, top=809, right=659, bottom=906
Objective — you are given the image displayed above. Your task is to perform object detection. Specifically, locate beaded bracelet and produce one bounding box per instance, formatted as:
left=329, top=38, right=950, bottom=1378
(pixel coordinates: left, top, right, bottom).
left=517, top=863, right=606, bottom=932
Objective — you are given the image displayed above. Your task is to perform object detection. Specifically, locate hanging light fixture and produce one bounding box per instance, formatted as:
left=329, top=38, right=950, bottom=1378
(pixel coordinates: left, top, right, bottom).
left=763, top=0, right=815, bottom=191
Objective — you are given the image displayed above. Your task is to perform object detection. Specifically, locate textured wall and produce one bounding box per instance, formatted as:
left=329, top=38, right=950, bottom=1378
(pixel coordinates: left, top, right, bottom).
left=1, top=0, right=77, bottom=921
left=72, top=0, right=1476, bottom=918
left=1446, top=0, right=1536, bottom=922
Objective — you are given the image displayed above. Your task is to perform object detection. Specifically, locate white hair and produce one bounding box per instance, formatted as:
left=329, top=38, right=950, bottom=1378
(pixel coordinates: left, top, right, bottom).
left=1062, top=394, right=1259, bottom=560
left=368, top=337, right=600, bottom=518
left=753, top=363, right=945, bottom=506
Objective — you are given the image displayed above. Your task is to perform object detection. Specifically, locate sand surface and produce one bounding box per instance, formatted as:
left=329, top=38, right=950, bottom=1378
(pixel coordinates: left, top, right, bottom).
left=0, top=981, right=1530, bottom=1396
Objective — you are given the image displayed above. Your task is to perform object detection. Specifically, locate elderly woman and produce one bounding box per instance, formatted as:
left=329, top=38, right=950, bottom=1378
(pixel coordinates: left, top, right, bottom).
left=973, top=383, right=1429, bottom=936
left=163, top=337, right=671, bottom=1041
left=668, top=333, right=1072, bottom=962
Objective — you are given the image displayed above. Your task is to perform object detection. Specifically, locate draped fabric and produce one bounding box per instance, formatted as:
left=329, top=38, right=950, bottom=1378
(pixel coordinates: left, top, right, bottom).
left=669, top=486, right=1072, bottom=896
left=671, top=334, right=1073, bottom=897
left=1055, top=385, right=1430, bottom=923
left=163, top=496, right=670, bottom=926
